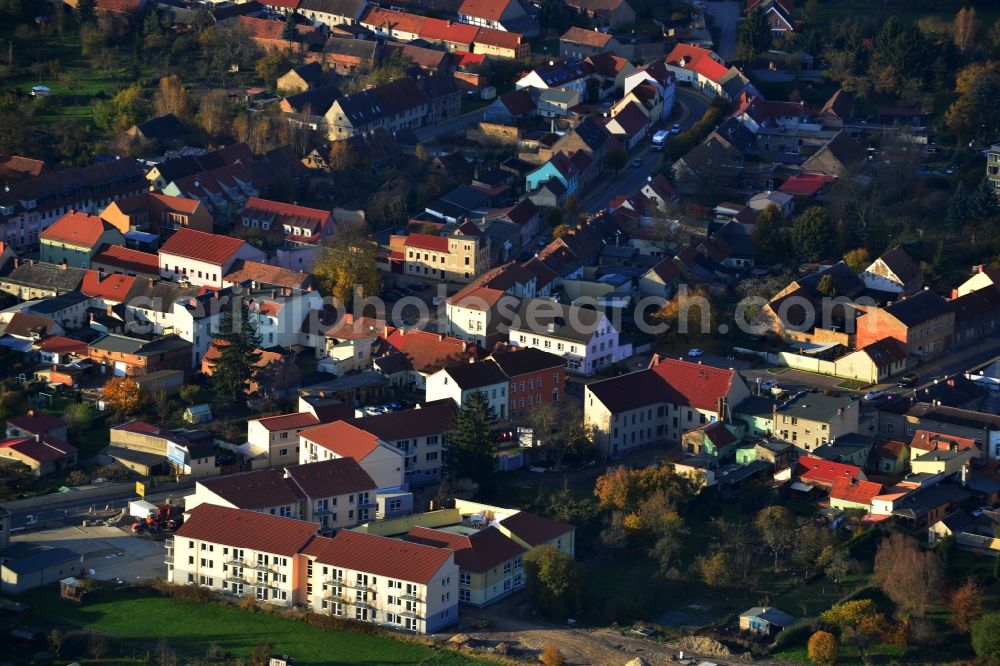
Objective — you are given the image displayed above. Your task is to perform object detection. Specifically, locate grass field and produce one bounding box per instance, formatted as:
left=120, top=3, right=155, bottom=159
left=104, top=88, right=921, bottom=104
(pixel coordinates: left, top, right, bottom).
left=17, top=587, right=494, bottom=666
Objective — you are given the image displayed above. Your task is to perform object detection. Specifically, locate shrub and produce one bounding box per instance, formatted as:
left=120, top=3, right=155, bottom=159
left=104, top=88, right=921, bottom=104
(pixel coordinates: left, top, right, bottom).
left=541, top=644, right=565, bottom=666
left=807, top=630, right=838, bottom=665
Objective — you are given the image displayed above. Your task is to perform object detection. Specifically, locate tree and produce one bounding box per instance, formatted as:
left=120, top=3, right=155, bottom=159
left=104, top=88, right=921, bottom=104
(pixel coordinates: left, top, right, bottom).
left=257, top=49, right=290, bottom=89
left=945, top=62, right=1000, bottom=144
left=594, top=462, right=695, bottom=514
left=737, top=8, right=770, bottom=64
left=102, top=377, right=150, bottom=417
left=815, top=273, right=839, bottom=298
left=77, top=0, right=95, bottom=23
left=540, top=644, right=565, bottom=666
left=195, top=90, right=232, bottom=139
left=756, top=506, right=796, bottom=570
left=88, top=633, right=110, bottom=661
left=807, top=630, right=838, bottom=665
left=312, top=223, right=381, bottom=307
left=955, top=7, right=982, bottom=54
left=250, top=641, right=273, bottom=666
left=696, top=549, right=734, bottom=587
left=823, top=548, right=854, bottom=589
left=949, top=578, right=983, bottom=633
left=446, top=390, right=496, bottom=484
left=751, top=204, right=788, bottom=264
left=791, top=206, right=836, bottom=261
left=49, top=629, right=64, bottom=658
left=606, top=146, right=627, bottom=174
left=820, top=599, right=885, bottom=660
left=529, top=401, right=596, bottom=468
left=64, top=403, right=94, bottom=433
left=281, top=13, right=297, bottom=43
left=972, top=612, right=1000, bottom=660
left=208, top=300, right=262, bottom=405
left=802, top=0, right=825, bottom=29
left=649, top=514, right=688, bottom=578
left=843, top=247, right=869, bottom=273
left=873, top=532, right=942, bottom=618
left=327, top=140, right=359, bottom=173
left=94, top=83, right=147, bottom=133
left=524, top=545, right=582, bottom=620
left=153, top=75, right=193, bottom=120
left=0, top=389, right=26, bottom=421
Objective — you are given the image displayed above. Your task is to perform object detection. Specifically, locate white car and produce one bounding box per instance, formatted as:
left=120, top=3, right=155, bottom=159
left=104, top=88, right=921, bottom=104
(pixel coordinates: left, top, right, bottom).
left=687, top=348, right=704, bottom=357
left=864, top=389, right=886, bottom=401
left=30, top=85, right=51, bottom=96
left=670, top=123, right=681, bottom=134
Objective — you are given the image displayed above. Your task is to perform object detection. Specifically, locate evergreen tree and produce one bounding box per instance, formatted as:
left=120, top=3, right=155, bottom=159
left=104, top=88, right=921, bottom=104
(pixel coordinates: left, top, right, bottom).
left=737, top=8, right=770, bottom=65
left=967, top=178, right=1000, bottom=221
left=445, top=390, right=497, bottom=484
left=791, top=206, right=836, bottom=262
left=282, top=12, right=297, bottom=43
left=77, top=0, right=95, bottom=23
left=750, top=204, right=787, bottom=264
left=208, top=300, right=262, bottom=405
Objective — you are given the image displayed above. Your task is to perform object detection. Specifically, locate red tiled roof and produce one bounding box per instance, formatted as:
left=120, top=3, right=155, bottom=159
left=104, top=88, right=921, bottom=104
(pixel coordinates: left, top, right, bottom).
left=224, top=261, right=313, bottom=290
left=81, top=270, right=136, bottom=302
left=113, top=420, right=160, bottom=435
left=420, top=18, right=480, bottom=45
left=36, top=336, right=88, bottom=356
left=831, top=476, right=882, bottom=506
left=649, top=257, right=680, bottom=283
left=159, top=228, right=247, bottom=265
left=691, top=56, right=729, bottom=82
left=0, top=154, right=46, bottom=178
left=324, top=314, right=392, bottom=341
left=778, top=172, right=836, bottom=196
left=286, top=457, right=375, bottom=497
left=7, top=412, right=66, bottom=434
left=199, top=468, right=303, bottom=508
left=453, top=50, right=486, bottom=68
left=873, top=439, right=907, bottom=460
left=41, top=211, right=117, bottom=248
left=406, top=526, right=525, bottom=572
left=796, top=455, right=864, bottom=487
left=253, top=412, right=321, bottom=432
left=242, top=197, right=331, bottom=231
left=263, top=0, right=300, bottom=7
left=303, top=529, right=453, bottom=584
left=474, top=26, right=523, bottom=50
left=380, top=328, right=477, bottom=374
left=361, top=7, right=426, bottom=34
left=176, top=505, right=318, bottom=556
left=561, top=26, right=613, bottom=48
left=404, top=233, right=450, bottom=252
left=499, top=511, right=573, bottom=547
left=92, top=245, right=160, bottom=275
left=910, top=430, right=978, bottom=453
left=459, top=0, right=509, bottom=21
left=649, top=357, right=737, bottom=412
left=300, top=421, right=383, bottom=460
left=0, top=434, right=76, bottom=464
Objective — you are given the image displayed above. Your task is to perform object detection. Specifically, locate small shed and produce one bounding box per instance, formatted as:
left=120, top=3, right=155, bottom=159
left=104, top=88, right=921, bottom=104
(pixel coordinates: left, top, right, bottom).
left=183, top=404, right=213, bottom=424
left=60, top=577, right=85, bottom=603
left=739, top=606, right=796, bottom=637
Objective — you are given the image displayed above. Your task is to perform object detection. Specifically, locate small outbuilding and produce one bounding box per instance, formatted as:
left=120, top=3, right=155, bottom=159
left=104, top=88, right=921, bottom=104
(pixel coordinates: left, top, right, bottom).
left=183, top=404, right=213, bottom=425
left=739, top=606, right=797, bottom=637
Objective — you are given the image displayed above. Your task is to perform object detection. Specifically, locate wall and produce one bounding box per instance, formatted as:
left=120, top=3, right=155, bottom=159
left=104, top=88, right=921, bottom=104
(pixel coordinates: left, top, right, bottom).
left=478, top=122, right=521, bottom=146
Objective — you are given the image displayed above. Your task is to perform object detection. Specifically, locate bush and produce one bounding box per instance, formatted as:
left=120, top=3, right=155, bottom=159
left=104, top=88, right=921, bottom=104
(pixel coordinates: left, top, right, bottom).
left=772, top=620, right=816, bottom=652
left=807, top=630, right=838, bottom=665
left=66, top=470, right=89, bottom=486
left=972, top=612, right=1000, bottom=660
left=541, top=644, right=565, bottom=666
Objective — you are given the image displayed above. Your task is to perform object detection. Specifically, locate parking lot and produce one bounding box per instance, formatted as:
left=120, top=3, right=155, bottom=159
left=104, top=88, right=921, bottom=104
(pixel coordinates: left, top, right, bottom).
left=12, top=524, right=168, bottom=583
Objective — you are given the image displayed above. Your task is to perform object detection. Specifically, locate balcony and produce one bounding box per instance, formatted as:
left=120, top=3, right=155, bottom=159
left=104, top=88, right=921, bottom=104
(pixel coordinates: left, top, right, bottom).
left=342, top=579, right=375, bottom=591
left=322, top=587, right=343, bottom=601
left=344, top=597, right=373, bottom=609
left=224, top=573, right=245, bottom=584
left=400, top=593, right=421, bottom=602
left=164, top=553, right=174, bottom=564
left=400, top=608, right=422, bottom=619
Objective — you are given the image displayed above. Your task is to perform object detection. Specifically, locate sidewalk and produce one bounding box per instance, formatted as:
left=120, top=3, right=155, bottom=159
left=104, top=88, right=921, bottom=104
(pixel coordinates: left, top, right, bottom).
left=4, top=477, right=195, bottom=513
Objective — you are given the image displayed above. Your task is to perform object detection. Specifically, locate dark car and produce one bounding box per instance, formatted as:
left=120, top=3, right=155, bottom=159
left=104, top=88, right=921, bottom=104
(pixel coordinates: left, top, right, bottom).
left=897, top=372, right=918, bottom=387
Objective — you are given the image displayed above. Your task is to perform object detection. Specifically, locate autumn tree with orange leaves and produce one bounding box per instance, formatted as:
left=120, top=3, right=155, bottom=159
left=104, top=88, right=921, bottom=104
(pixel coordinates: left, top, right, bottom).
left=102, top=377, right=150, bottom=417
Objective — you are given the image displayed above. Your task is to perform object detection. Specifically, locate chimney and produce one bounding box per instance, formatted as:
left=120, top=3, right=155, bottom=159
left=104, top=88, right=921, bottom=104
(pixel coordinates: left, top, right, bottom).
left=947, top=379, right=955, bottom=387
left=27, top=409, right=34, bottom=417
left=13, top=257, right=18, bottom=268
left=383, top=325, right=390, bottom=337
left=34, top=434, right=40, bottom=442
left=438, top=333, right=444, bottom=341
left=61, top=261, right=67, bottom=270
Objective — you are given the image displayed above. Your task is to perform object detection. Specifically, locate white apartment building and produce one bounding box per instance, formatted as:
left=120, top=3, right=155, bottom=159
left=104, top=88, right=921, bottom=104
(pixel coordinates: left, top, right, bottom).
left=507, top=299, right=628, bottom=375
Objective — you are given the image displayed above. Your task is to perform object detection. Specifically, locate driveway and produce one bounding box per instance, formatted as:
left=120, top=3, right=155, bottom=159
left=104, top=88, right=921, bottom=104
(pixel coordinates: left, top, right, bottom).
left=12, top=524, right=168, bottom=582
left=702, top=0, right=741, bottom=61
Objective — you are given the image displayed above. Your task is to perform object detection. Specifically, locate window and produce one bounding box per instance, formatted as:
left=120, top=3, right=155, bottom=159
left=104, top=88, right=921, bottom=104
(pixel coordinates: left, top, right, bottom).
left=459, top=572, right=471, bottom=585
left=459, top=588, right=471, bottom=602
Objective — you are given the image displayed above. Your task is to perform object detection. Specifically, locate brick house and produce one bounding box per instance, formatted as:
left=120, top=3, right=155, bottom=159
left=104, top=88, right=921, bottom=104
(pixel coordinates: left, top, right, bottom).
left=491, top=347, right=566, bottom=420
left=88, top=333, right=193, bottom=376
left=854, top=290, right=955, bottom=362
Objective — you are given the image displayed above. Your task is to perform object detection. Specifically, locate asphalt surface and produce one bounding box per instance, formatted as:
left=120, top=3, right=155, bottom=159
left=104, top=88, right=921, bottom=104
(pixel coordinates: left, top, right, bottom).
left=414, top=107, right=485, bottom=141
left=582, top=86, right=713, bottom=213
left=9, top=482, right=195, bottom=532
left=702, top=0, right=742, bottom=62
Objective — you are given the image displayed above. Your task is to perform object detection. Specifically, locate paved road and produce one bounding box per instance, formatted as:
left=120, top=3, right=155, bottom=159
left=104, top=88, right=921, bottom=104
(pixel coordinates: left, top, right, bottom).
left=702, top=0, right=742, bottom=62
left=10, top=482, right=196, bottom=532
left=582, top=87, right=712, bottom=213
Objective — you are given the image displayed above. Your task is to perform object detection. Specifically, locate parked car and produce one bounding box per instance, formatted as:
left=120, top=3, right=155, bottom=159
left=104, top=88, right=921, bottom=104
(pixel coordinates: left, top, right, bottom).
left=864, top=389, right=886, bottom=401
left=30, top=85, right=51, bottom=96
left=670, top=123, right=681, bottom=134
left=760, top=380, right=775, bottom=392
left=687, top=348, right=704, bottom=357
left=632, top=157, right=642, bottom=167
left=897, top=372, right=918, bottom=387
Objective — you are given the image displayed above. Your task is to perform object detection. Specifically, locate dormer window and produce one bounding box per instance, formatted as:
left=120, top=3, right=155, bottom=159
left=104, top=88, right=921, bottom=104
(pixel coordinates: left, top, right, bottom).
left=242, top=218, right=251, bottom=226
left=303, top=229, right=311, bottom=237
left=283, top=225, right=292, bottom=234
left=262, top=222, right=270, bottom=230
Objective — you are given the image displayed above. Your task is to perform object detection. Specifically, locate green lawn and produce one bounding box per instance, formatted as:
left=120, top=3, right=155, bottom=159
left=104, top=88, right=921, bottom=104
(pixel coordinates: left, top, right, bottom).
left=16, top=587, right=494, bottom=666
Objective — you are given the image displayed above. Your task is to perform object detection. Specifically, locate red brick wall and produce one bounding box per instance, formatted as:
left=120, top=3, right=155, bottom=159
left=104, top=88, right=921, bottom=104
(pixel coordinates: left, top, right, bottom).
left=507, top=365, right=566, bottom=419
left=854, top=310, right=907, bottom=352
